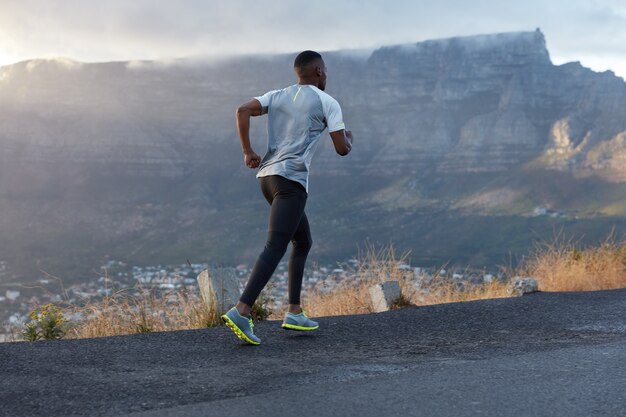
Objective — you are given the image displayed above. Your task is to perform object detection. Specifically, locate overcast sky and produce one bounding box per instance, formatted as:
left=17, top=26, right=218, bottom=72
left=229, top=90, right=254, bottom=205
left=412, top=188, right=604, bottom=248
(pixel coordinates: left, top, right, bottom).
left=1, top=0, right=625, bottom=78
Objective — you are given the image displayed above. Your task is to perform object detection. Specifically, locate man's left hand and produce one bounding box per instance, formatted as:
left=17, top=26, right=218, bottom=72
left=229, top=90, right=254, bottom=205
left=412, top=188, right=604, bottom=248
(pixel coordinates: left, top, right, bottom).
left=244, top=151, right=261, bottom=169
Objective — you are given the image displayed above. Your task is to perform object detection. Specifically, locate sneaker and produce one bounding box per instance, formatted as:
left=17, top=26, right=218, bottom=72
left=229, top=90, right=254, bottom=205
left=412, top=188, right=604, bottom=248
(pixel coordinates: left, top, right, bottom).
left=221, top=307, right=261, bottom=345
left=282, top=310, right=319, bottom=331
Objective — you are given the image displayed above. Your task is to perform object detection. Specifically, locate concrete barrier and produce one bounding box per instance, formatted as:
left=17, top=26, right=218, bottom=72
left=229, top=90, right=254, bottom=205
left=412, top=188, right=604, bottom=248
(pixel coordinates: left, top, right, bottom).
left=507, top=277, right=539, bottom=297
left=197, top=268, right=241, bottom=315
left=369, top=281, right=402, bottom=312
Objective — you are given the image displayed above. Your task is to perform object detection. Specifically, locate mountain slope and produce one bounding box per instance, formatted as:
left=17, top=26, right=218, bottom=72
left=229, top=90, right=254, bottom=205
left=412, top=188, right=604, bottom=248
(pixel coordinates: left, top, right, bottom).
left=1, top=29, right=625, bottom=283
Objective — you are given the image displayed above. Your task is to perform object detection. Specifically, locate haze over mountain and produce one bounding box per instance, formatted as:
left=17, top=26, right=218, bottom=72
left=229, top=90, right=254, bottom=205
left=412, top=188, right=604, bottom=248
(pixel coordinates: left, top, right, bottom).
left=1, top=29, right=625, bottom=285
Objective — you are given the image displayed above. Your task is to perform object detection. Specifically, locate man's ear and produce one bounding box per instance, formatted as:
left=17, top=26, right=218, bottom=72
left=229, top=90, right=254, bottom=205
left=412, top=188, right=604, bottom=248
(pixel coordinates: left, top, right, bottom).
left=315, top=66, right=322, bottom=76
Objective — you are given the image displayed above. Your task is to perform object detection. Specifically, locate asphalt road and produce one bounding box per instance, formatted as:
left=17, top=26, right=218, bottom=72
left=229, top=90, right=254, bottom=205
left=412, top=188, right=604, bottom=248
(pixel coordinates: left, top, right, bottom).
left=1, top=289, right=625, bottom=417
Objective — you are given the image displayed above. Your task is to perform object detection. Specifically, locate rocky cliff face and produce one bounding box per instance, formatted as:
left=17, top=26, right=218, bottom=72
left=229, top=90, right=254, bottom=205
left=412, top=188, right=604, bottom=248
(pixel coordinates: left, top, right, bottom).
left=358, top=30, right=626, bottom=178
left=359, top=30, right=551, bottom=172
left=1, top=30, right=625, bottom=283
left=1, top=30, right=624, bottom=181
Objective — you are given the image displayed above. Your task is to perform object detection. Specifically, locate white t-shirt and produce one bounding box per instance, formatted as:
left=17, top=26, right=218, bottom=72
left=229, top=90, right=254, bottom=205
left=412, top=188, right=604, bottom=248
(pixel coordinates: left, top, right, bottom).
left=253, top=84, right=345, bottom=192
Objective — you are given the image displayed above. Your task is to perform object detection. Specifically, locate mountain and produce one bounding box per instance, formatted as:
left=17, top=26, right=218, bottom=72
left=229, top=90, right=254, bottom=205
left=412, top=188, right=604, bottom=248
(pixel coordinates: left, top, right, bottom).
left=1, top=29, right=626, bottom=285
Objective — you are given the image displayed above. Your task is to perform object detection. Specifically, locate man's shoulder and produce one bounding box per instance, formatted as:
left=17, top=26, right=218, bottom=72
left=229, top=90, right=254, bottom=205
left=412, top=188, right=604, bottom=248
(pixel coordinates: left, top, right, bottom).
left=307, top=86, right=339, bottom=107
left=255, top=85, right=296, bottom=106
left=259, top=85, right=297, bottom=96
left=274, top=84, right=299, bottom=93
left=307, top=85, right=336, bottom=100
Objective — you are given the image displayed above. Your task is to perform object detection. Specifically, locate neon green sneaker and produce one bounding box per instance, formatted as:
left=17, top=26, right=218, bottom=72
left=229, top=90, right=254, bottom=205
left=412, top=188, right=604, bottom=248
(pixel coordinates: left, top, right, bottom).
left=281, top=310, right=319, bottom=331
left=221, top=307, right=261, bottom=345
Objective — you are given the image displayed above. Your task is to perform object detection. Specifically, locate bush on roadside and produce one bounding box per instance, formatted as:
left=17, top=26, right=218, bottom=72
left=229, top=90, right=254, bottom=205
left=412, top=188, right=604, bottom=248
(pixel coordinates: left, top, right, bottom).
left=22, top=304, right=68, bottom=341
left=514, top=235, right=626, bottom=292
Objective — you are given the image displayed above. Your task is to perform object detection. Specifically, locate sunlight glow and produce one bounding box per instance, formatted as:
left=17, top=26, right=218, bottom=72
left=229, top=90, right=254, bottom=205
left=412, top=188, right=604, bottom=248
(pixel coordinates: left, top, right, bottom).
left=0, top=51, right=20, bottom=68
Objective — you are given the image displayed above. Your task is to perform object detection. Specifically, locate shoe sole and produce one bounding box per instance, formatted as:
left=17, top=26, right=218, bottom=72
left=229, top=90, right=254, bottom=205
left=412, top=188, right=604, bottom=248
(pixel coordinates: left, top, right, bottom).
left=221, top=314, right=261, bottom=345
left=281, top=323, right=319, bottom=331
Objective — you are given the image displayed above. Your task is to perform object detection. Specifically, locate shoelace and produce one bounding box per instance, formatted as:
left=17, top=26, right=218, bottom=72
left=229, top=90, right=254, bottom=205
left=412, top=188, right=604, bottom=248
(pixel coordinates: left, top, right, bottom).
left=247, top=318, right=255, bottom=333
left=289, top=311, right=311, bottom=324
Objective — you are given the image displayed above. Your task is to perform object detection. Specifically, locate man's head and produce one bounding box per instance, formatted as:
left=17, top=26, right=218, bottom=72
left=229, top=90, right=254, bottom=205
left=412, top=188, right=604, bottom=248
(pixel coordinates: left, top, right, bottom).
left=294, top=50, right=327, bottom=91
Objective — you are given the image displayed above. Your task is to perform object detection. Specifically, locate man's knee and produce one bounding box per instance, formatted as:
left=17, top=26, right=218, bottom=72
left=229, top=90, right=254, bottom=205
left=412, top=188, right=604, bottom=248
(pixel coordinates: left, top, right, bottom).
left=260, top=231, right=291, bottom=261
left=292, top=235, right=313, bottom=253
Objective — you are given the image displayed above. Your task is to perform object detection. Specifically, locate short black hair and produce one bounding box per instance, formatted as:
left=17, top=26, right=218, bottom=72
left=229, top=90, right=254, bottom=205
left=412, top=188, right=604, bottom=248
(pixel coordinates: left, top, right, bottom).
left=294, top=50, right=322, bottom=69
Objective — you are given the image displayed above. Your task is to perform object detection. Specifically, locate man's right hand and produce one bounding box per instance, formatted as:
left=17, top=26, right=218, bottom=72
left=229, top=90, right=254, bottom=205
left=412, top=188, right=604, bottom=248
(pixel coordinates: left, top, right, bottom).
left=244, top=151, right=261, bottom=169
left=330, top=129, right=353, bottom=156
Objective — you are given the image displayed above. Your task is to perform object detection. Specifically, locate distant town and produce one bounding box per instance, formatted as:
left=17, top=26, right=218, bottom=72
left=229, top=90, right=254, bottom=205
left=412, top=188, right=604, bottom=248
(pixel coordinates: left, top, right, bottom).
left=0, top=258, right=501, bottom=342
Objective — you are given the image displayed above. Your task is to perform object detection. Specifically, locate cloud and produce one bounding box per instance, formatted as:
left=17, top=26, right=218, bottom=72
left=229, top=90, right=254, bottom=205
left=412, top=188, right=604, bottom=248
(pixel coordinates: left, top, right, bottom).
left=0, top=0, right=625, bottom=77
left=25, top=57, right=83, bottom=72
left=125, top=59, right=178, bottom=71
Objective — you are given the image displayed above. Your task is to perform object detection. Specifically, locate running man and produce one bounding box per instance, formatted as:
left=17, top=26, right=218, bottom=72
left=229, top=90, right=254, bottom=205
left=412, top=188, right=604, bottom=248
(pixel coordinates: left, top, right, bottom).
left=221, top=50, right=353, bottom=345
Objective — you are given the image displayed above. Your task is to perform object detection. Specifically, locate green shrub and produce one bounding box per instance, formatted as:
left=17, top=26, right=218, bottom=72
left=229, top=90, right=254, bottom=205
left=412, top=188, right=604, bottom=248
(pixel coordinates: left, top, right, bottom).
left=22, top=304, right=68, bottom=341
left=251, top=284, right=275, bottom=322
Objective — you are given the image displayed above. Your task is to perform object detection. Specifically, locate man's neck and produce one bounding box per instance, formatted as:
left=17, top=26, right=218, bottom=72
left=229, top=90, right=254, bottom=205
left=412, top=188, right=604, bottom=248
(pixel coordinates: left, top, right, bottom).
left=298, top=78, right=318, bottom=88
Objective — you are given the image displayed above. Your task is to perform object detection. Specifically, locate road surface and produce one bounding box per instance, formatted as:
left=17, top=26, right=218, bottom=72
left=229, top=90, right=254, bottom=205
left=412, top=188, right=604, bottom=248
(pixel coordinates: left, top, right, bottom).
left=1, top=289, right=625, bottom=416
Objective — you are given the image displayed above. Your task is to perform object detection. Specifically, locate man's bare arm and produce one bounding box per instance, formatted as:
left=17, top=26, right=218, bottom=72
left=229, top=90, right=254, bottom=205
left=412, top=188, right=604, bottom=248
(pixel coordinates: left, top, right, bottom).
left=330, top=129, right=353, bottom=156
left=236, top=99, right=265, bottom=168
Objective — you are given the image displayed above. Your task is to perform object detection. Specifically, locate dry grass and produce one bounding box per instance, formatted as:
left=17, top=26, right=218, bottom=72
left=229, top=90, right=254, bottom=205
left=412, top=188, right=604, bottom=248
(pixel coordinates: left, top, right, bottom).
left=16, top=236, right=626, bottom=341
left=303, top=235, right=626, bottom=318
left=303, top=281, right=374, bottom=317
left=410, top=279, right=510, bottom=306
left=514, top=235, right=626, bottom=292
left=303, top=243, right=510, bottom=317
left=65, top=285, right=220, bottom=339
left=59, top=273, right=275, bottom=339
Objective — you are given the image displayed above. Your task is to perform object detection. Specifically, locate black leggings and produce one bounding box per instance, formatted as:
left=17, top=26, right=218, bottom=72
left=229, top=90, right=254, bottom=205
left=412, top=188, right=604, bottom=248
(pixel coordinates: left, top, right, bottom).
left=239, top=175, right=312, bottom=306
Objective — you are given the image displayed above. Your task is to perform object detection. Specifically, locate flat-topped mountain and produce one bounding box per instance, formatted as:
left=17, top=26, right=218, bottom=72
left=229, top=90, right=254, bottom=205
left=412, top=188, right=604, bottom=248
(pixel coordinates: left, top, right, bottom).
left=1, top=29, right=625, bottom=284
